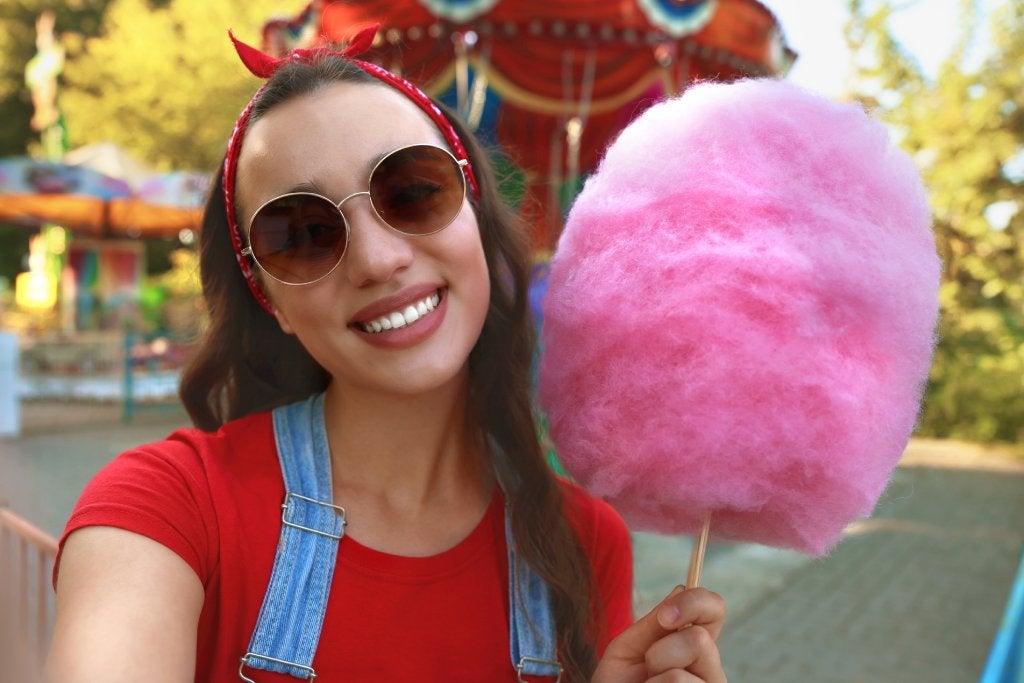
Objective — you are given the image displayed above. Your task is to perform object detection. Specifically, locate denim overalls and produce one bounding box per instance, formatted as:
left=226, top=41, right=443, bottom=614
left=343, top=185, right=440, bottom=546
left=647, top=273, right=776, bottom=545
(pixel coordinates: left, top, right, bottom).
left=238, top=393, right=562, bottom=681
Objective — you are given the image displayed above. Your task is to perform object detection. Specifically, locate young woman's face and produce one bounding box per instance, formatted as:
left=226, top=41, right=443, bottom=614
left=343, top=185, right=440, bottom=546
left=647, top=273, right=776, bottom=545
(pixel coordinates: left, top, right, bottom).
left=235, top=81, right=490, bottom=398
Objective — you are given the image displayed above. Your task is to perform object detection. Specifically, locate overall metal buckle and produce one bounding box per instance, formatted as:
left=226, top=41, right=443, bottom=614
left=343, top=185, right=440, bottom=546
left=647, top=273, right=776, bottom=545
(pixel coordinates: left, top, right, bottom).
left=280, top=492, right=346, bottom=539
left=239, top=652, right=317, bottom=681
left=516, top=656, right=563, bottom=682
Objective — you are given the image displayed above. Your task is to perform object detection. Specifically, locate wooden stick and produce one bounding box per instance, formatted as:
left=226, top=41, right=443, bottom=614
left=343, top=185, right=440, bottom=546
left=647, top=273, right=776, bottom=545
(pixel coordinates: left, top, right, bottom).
left=686, top=512, right=712, bottom=589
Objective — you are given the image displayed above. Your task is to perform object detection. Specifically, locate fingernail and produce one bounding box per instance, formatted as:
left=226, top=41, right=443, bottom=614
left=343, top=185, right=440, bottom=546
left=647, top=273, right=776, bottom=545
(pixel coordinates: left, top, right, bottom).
left=657, top=604, right=680, bottom=628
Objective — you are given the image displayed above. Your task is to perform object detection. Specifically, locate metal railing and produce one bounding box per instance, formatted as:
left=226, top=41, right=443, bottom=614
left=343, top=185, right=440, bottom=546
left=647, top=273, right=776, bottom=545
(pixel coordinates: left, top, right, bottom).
left=121, top=330, right=189, bottom=423
left=0, top=506, right=58, bottom=680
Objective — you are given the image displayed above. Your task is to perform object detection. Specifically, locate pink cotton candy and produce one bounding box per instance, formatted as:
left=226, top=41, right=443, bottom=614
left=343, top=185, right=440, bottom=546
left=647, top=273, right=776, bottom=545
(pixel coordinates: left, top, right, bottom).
left=537, top=78, right=940, bottom=556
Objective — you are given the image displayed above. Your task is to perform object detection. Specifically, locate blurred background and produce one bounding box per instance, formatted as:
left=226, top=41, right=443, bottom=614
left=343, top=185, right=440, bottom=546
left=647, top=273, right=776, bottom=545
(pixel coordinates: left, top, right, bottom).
left=0, top=1, right=1021, bottom=681
left=0, top=0, right=1020, bottom=441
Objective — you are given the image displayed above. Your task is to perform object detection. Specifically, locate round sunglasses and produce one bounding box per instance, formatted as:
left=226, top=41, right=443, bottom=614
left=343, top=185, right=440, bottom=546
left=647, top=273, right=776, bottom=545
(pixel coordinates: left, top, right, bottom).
left=241, top=144, right=469, bottom=285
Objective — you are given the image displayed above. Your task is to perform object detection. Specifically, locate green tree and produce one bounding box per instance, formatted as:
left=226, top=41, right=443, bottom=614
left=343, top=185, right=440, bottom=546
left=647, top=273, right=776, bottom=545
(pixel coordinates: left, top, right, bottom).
left=846, top=0, right=1024, bottom=442
left=58, top=0, right=284, bottom=173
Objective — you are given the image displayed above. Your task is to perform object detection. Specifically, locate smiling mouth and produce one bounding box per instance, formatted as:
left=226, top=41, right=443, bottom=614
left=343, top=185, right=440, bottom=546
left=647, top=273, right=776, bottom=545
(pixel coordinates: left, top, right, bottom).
left=357, top=290, right=442, bottom=333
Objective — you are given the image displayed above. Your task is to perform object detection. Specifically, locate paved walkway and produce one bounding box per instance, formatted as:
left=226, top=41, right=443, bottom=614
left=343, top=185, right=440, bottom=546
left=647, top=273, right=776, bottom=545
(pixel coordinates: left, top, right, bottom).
left=634, top=440, right=1024, bottom=683
left=2, top=401, right=1022, bottom=682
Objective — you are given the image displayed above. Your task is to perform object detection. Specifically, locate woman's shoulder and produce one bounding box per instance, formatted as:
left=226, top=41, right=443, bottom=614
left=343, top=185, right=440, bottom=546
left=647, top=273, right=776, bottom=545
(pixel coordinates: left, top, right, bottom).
left=86, top=407, right=283, bottom=522
left=119, top=408, right=276, bottom=473
left=57, top=408, right=280, bottom=582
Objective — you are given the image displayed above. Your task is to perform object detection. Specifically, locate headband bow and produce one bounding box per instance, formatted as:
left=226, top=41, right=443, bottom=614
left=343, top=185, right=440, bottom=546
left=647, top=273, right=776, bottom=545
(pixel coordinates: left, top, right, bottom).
left=228, top=23, right=378, bottom=78
left=222, top=24, right=479, bottom=315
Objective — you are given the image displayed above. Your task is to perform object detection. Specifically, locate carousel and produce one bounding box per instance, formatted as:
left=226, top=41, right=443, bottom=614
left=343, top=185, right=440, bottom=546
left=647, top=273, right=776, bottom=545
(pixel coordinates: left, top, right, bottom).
left=258, top=0, right=795, bottom=251
left=0, top=1, right=793, bottom=419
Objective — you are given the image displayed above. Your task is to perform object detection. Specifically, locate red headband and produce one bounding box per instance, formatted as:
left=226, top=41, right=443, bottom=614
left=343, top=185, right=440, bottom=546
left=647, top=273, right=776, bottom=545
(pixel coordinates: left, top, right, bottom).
left=223, top=24, right=480, bottom=314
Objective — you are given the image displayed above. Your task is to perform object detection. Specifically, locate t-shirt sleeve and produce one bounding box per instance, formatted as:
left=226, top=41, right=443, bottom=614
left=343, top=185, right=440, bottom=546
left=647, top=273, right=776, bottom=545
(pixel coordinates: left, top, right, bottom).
left=560, top=480, right=635, bottom=654
left=54, top=432, right=218, bottom=587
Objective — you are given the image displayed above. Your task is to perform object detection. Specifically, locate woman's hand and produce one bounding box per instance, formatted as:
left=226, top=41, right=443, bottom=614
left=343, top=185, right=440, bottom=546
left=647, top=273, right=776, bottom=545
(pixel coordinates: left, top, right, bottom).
left=592, top=586, right=727, bottom=683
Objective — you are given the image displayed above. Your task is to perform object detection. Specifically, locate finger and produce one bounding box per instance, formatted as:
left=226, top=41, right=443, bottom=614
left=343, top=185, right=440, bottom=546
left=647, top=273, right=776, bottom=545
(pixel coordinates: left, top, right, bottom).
left=604, top=585, right=689, bottom=663
left=645, top=670, right=704, bottom=683
left=644, top=625, right=725, bottom=683
left=658, top=587, right=728, bottom=641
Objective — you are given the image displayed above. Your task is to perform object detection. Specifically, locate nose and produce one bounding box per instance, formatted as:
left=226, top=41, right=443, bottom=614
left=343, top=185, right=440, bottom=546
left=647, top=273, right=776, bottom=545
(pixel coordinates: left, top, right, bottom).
left=337, top=192, right=414, bottom=287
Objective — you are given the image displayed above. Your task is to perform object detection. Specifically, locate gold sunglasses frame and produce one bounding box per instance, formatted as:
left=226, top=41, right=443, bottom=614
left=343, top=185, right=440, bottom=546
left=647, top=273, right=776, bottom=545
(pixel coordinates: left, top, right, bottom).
left=241, top=143, right=469, bottom=286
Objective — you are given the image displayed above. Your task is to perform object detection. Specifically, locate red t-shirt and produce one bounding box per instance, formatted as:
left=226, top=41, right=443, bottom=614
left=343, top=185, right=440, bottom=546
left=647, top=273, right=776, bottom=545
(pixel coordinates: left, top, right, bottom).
left=57, top=410, right=634, bottom=681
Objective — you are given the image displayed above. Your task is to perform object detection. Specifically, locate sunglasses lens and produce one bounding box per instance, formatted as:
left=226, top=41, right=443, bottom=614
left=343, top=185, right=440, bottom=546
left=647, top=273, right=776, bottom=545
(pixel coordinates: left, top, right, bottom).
left=249, top=194, right=347, bottom=284
left=371, top=145, right=466, bottom=234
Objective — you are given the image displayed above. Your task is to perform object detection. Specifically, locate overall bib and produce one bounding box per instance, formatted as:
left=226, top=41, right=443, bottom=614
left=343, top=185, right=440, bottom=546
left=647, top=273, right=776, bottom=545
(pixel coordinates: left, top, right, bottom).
left=237, top=393, right=562, bottom=681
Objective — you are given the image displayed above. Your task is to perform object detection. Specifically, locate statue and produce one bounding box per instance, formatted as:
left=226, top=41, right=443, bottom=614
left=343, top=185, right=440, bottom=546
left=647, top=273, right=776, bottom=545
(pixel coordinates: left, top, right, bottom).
left=25, top=10, right=66, bottom=157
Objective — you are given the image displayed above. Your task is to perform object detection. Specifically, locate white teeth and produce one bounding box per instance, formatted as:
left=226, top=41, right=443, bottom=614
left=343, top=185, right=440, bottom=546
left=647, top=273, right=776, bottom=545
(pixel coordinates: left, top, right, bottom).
left=359, top=291, right=442, bottom=333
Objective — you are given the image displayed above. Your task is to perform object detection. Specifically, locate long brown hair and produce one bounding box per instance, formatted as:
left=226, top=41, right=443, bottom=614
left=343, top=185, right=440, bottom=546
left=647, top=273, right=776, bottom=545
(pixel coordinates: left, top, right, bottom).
left=179, top=56, right=599, bottom=680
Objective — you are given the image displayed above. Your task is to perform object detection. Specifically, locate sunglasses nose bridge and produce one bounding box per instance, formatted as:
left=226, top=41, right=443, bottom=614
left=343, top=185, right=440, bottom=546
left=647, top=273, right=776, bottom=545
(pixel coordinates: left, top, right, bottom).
left=337, top=189, right=395, bottom=235
left=335, top=190, right=371, bottom=216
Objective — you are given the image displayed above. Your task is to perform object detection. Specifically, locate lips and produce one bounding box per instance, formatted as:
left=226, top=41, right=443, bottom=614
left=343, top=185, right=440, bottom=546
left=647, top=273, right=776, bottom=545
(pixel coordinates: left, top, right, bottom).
left=356, top=290, right=442, bottom=333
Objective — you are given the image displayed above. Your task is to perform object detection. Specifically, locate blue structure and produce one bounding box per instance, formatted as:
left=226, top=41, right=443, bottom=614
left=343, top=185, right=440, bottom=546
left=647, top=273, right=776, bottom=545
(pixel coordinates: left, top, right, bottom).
left=981, top=545, right=1024, bottom=683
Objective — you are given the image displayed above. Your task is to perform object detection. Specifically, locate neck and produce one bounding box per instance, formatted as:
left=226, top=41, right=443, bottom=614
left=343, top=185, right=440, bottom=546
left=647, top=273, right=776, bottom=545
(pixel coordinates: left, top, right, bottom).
left=322, top=372, right=490, bottom=509
left=321, top=373, right=496, bottom=556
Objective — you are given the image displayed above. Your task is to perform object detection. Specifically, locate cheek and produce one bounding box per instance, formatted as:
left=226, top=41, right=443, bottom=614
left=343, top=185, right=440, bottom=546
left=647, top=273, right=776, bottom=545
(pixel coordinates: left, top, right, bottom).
left=452, top=221, right=490, bottom=301
left=465, top=242, right=493, bottom=342
left=262, top=279, right=325, bottom=336
left=266, top=287, right=297, bottom=335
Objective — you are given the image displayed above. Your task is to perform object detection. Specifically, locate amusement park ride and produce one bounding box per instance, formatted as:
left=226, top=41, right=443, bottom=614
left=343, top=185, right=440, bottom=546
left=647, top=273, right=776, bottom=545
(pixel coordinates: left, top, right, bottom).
left=0, top=0, right=795, bottom=390
left=1, top=0, right=793, bottom=332
left=258, top=0, right=795, bottom=251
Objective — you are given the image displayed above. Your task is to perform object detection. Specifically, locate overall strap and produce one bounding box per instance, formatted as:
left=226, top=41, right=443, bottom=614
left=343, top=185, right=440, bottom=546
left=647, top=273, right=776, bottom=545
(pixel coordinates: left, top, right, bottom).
left=240, top=393, right=345, bottom=682
left=507, top=510, right=563, bottom=682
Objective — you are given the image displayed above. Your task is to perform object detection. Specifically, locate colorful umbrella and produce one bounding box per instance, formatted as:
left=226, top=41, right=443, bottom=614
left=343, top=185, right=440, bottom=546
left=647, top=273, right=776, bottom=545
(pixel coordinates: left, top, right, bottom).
left=0, top=157, right=132, bottom=236
left=0, top=157, right=209, bottom=238
left=108, top=171, right=209, bottom=237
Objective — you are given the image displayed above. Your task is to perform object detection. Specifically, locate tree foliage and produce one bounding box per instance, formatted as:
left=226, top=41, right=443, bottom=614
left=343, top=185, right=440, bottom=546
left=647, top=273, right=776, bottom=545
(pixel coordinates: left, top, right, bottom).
left=0, top=0, right=290, bottom=282
left=58, top=0, right=287, bottom=173
left=846, top=0, right=1024, bottom=442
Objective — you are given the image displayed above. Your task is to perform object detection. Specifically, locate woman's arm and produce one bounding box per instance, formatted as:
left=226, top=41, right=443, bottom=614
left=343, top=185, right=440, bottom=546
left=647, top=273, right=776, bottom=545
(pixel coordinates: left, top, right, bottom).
left=46, top=526, right=204, bottom=683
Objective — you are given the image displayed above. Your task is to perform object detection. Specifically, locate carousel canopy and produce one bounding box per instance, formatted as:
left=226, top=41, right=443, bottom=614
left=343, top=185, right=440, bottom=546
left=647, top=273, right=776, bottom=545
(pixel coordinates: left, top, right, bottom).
left=0, top=147, right=209, bottom=239
left=261, top=0, right=795, bottom=250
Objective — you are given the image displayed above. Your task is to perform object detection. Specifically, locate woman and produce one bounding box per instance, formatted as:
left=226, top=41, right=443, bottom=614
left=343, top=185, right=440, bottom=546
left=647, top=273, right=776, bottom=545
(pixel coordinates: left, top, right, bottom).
left=47, top=28, right=726, bottom=683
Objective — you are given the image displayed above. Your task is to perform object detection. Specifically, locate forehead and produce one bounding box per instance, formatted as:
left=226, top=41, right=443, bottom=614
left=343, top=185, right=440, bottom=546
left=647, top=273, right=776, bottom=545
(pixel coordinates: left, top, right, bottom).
left=252, top=80, right=441, bottom=145
left=237, top=81, right=446, bottom=201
